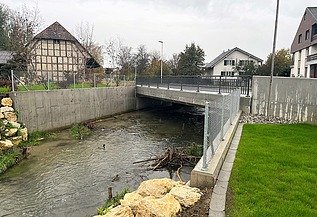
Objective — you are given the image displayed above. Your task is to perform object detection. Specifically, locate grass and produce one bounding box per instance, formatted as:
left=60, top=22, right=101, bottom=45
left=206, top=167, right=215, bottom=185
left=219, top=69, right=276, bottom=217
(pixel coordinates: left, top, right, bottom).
left=19, top=131, right=55, bottom=147
left=69, top=124, right=91, bottom=140
left=0, top=86, right=10, bottom=93
left=228, top=124, right=317, bottom=217
left=97, top=188, right=129, bottom=215
left=69, top=83, right=92, bottom=89
left=0, top=148, right=22, bottom=174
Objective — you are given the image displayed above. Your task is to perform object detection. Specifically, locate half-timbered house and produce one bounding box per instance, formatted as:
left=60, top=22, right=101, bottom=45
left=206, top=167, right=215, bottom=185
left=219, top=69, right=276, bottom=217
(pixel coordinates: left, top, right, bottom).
left=27, top=21, right=100, bottom=81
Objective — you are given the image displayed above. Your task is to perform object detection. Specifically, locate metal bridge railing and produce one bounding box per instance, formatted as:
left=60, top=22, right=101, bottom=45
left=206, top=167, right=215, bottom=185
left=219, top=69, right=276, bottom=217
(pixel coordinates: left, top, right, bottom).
left=136, top=75, right=251, bottom=96
left=202, top=88, right=241, bottom=170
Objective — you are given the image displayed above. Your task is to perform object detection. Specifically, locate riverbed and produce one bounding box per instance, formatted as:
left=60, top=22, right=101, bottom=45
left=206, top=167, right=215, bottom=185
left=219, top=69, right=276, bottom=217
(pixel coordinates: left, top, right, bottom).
left=0, top=106, right=203, bottom=217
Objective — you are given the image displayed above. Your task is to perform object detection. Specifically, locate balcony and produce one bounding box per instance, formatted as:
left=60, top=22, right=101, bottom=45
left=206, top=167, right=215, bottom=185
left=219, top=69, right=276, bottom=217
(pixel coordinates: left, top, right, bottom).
left=307, top=53, right=317, bottom=62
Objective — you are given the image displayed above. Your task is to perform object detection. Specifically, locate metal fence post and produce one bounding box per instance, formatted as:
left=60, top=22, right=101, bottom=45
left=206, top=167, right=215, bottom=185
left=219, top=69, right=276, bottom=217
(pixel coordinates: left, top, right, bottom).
left=247, top=77, right=250, bottom=97
left=220, top=94, right=225, bottom=141
left=73, top=73, right=76, bottom=88
left=180, top=83, right=183, bottom=91
left=230, top=91, right=233, bottom=124
left=94, top=74, right=96, bottom=87
left=202, top=101, right=210, bottom=170
left=11, top=70, right=15, bottom=92
left=124, top=75, right=126, bottom=86
left=47, top=73, right=50, bottom=90
left=218, top=76, right=222, bottom=94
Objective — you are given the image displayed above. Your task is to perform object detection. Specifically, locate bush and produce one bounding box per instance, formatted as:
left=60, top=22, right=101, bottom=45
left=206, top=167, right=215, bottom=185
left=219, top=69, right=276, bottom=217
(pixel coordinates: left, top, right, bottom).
left=70, top=124, right=91, bottom=140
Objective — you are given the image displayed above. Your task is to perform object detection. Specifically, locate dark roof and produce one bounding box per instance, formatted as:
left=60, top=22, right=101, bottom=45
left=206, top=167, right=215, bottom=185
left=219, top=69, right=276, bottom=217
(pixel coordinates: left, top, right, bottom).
left=307, top=7, right=317, bottom=20
left=0, top=51, right=14, bottom=64
left=205, top=47, right=263, bottom=68
left=33, top=21, right=78, bottom=42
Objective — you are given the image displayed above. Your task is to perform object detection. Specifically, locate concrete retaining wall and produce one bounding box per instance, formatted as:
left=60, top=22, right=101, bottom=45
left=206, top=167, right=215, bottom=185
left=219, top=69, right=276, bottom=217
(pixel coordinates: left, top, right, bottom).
left=10, top=87, right=137, bottom=132
left=252, top=76, right=317, bottom=123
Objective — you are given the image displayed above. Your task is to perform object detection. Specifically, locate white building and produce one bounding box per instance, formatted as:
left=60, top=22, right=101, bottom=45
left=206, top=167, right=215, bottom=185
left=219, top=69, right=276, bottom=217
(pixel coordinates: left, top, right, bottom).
left=291, top=7, right=317, bottom=78
left=205, top=47, right=262, bottom=76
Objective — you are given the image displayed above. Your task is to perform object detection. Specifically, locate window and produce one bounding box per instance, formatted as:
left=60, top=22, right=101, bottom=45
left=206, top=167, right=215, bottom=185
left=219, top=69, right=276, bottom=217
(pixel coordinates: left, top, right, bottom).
left=305, top=30, right=310, bottom=40
left=298, top=34, right=302, bottom=43
left=224, top=59, right=235, bottom=66
left=221, top=71, right=234, bottom=76
left=313, top=24, right=317, bottom=36
left=239, top=60, right=250, bottom=66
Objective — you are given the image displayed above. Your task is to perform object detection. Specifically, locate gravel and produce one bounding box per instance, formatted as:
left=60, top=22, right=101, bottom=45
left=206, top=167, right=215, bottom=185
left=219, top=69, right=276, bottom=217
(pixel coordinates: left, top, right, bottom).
left=239, top=113, right=299, bottom=124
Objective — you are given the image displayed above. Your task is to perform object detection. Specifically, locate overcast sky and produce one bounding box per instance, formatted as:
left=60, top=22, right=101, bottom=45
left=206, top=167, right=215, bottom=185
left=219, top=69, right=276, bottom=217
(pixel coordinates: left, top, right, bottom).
left=2, top=0, right=317, bottom=66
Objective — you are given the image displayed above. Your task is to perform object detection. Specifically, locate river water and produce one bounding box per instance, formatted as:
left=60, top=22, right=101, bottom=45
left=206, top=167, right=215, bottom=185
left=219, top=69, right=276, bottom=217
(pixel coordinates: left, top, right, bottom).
left=0, top=106, right=203, bottom=217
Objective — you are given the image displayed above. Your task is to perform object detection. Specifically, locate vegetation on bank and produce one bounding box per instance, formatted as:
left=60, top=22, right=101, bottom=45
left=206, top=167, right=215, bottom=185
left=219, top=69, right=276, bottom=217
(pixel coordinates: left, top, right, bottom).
left=97, top=188, right=129, bottom=215
left=228, top=124, right=317, bottom=217
left=0, top=130, right=54, bottom=175
left=70, top=124, right=92, bottom=140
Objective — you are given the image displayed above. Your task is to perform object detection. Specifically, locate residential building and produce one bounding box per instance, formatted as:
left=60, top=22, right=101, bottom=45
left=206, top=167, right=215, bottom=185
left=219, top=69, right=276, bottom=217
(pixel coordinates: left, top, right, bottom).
left=205, top=47, right=263, bottom=76
left=290, top=7, right=317, bottom=78
left=27, top=21, right=100, bottom=81
left=0, top=51, right=14, bottom=65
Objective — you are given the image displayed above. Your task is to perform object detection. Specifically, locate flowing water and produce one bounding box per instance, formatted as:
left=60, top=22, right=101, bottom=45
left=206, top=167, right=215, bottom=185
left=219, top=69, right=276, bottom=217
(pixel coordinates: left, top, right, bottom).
left=0, top=106, right=203, bottom=217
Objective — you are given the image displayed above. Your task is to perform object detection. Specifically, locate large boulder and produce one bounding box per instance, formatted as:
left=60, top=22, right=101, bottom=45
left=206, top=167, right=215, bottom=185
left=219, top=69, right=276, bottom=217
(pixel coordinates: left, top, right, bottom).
left=11, top=136, right=23, bottom=146
left=120, top=192, right=143, bottom=210
left=1, top=98, right=13, bottom=107
left=20, top=128, right=28, bottom=141
left=135, top=194, right=181, bottom=217
left=102, top=205, right=134, bottom=217
left=0, top=139, right=13, bottom=149
left=137, top=178, right=177, bottom=198
left=4, top=112, right=17, bottom=122
left=0, top=106, right=14, bottom=113
left=0, top=112, right=4, bottom=119
left=169, top=185, right=202, bottom=207
left=5, top=128, right=18, bottom=137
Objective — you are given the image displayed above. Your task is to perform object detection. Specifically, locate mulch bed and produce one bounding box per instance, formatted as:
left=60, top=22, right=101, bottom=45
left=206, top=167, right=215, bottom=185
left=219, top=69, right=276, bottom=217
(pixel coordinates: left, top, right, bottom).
left=177, top=187, right=213, bottom=217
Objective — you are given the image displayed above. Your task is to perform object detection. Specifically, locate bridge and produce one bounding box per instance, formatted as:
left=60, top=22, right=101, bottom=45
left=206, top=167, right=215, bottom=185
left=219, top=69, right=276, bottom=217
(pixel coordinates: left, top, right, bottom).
left=135, top=75, right=248, bottom=188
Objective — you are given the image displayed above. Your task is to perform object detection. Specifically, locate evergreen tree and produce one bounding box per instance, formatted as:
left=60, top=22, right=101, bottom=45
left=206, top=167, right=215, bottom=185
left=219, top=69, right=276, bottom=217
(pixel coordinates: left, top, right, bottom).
left=177, top=43, right=205, bottom=75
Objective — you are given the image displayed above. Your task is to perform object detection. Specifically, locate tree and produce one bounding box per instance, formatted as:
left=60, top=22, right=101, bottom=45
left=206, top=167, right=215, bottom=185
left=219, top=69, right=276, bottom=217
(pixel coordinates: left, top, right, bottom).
left=0, top=4, right=10, bottom=50
left=117, top=45, right=134, bottom=78
left=145, top=51, right=172, bottom=76
left=258, top=49, right=292, bottom=77
left=134, top=45, right=150, bottom=76
left=75, top=22, right=103, bottom=66
left=167, top=53, right=180, bottom=75
left=0, top=3, right=41, bottom=80
left=177, top=43, right=205, bottom=75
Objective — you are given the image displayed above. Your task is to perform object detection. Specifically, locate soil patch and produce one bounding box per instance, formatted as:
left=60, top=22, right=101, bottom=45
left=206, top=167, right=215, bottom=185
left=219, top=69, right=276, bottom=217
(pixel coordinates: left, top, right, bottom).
left=177, top=187, right=212, bottom=217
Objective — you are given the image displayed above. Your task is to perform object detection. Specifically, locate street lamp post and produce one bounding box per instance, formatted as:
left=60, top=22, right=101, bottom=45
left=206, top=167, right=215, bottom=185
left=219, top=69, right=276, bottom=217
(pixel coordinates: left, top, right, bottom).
left=158, top=40, right=163, bottom=84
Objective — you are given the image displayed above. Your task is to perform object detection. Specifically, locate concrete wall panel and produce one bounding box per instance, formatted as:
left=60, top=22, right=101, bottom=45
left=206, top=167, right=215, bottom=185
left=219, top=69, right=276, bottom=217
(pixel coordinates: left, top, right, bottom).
left=10, top=87, right=137, bottom=132
left=252, top=76, right=317, bottom=123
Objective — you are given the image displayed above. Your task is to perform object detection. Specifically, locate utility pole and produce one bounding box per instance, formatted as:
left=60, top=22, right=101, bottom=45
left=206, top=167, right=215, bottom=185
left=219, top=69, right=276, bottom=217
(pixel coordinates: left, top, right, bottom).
left=267, top=0, right=280, bottom=116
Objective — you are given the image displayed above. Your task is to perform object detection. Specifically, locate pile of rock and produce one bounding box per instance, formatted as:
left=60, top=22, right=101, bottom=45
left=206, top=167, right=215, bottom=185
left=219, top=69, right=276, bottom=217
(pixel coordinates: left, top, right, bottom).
left=239, top=113, right=299, bottom=124
left=0, top=97, right=28, bottom=151
left=95, top=178, right=202, bottom=217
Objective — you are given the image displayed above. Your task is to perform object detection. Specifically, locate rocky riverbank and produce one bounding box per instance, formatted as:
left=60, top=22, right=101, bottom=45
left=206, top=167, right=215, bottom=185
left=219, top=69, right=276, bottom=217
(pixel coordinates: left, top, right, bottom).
left=0, top=97, right=28, bottom=174
left=95, top=178, right=202, bottom=217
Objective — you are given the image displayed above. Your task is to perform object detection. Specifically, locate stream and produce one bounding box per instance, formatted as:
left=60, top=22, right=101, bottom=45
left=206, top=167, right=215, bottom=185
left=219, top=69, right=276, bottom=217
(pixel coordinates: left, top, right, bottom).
left=0, top=106, right=203, bottom=217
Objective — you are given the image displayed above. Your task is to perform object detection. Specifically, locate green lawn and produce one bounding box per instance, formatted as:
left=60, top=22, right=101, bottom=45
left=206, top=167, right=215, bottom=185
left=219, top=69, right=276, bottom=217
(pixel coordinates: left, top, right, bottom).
left=228, top=124, right=317, bottom=217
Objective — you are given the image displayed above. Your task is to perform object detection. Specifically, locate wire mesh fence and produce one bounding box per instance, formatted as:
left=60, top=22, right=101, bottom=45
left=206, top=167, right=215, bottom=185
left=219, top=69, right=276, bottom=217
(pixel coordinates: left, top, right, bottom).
left=2, top=70, right=135, bottom=92
left=202, top=88, right=241, bottom=169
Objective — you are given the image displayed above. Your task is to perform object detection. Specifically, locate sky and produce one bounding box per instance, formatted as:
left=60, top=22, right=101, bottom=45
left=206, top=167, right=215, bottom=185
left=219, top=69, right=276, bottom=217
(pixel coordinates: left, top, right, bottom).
left=2, top=0, right=317, bottom=66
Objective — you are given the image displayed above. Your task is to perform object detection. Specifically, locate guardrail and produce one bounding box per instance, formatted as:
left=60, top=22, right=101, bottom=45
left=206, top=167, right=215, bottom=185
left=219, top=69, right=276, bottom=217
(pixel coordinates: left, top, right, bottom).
left=136, top=75, right=251, bottom=96
left=307, top=53, right=317, bottom=62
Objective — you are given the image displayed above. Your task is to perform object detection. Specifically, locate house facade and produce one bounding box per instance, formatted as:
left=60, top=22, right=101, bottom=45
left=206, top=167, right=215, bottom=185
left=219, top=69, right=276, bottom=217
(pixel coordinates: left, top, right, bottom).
left=205, top=47, right=262, bottom=76
left=27, top=22, right=100, bottom=81
left=291, top=7, right=317, bottom=78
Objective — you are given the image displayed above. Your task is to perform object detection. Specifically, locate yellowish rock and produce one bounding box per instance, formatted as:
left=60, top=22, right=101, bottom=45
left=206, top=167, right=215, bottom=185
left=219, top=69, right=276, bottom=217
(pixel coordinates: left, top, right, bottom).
left=0, top=112, right=4, bottom=119
left=5, top=128, right=18, bottom=137
left=0, top=140, right=13, bottom=149
left=135, top=194, right=181, bottom=217
left=137, top=178, right=177, bottom=198
left=0, top=106, right=14, bottom=113
left=102, top=205, right=134, bottom=217
left=9, top=121, right=21, bottom=129
left=169, top=185, right=202, bottom=207
left=120, top=192, right=143, bottom=209
left=11, top=136, right=23, bottom=146
left=20, top=128, right=28, bottom=141
left=4, top=112, right=17, bottom=122
left=1, top=98, right=13, bottom=107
